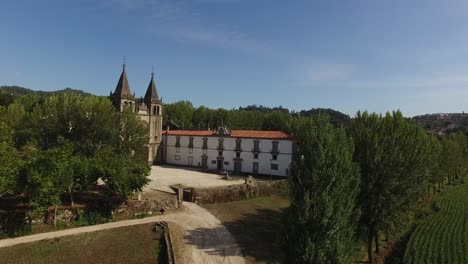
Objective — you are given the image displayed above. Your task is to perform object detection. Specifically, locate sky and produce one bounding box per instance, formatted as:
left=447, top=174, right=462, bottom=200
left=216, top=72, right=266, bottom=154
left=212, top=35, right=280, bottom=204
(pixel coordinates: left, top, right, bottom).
left=1, top=0, right=468, bottom=116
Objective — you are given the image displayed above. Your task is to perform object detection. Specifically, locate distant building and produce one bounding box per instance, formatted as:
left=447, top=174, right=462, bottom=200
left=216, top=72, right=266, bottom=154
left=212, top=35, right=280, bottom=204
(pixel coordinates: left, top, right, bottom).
left=110, top=63, right=163, bottom=164
left=161, top=127, right=294, bottom=177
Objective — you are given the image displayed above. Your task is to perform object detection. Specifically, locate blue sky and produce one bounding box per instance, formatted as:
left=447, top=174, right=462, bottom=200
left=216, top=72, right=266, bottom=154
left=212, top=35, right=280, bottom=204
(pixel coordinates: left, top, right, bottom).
left=1, top=0, right=468, bottom=116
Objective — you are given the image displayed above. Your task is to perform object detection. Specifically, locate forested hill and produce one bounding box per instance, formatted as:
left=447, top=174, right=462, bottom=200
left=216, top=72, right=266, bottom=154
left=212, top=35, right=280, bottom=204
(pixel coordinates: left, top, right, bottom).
left=0, top=85, right=92, bottom=96
left=0, top=85, right=93, bottom=107
left=413, top=113, right=468, bottom=135
left=163, top=101, right=351, bottom=133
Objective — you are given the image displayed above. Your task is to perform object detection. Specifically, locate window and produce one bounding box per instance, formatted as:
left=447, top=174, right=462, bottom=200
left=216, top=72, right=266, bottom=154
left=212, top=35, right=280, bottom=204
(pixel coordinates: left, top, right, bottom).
left=271, top=164, right=279, bottom=170
left=189, top=136, right=194, bottom=148
left=175, top=136, right=181, bottom=153
left=253, top=140, right=260, bottom=152
left=235, top=138, right=242, bottom=151
left=254, top=153, right=259, bottom=159
left=272, top=141, right=279, bottom=153
left=212, top=160, right=217, bottom=164
left=175, top=155, right=180, bottom=160
left=272, top=154, right=277, bottom=161
left=202, top=137, right=208, bottom=149
left=236, top=152, right=240, bottom=158
left=218, top=151, right=223, bottom=157
left=218, top=138, right=224, bottom=150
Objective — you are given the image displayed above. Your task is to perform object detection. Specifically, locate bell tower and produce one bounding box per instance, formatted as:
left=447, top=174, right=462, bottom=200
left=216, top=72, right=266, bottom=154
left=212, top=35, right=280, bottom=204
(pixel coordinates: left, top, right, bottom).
left=144, top=68, right=163, bottom=163
left=111, top=59, right=135, bottom=111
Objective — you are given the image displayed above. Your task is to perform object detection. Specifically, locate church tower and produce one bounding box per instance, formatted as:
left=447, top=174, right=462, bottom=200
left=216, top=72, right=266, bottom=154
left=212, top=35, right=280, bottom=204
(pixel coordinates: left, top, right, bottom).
left=111, top=61, right=135, bottom=111
left=143, top=69, right=163, bottom=163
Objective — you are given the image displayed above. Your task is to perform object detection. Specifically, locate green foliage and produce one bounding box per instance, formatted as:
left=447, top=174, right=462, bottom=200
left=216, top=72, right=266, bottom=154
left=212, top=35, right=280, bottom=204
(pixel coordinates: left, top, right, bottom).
left=74, top=210, right=109, bottom=226
left=0, top=123, right=23, bottom=195
left=20, top=146, right=73, bottom=217
left=284, top=115, right=360, bottom=264
left=162, top=100, right=350, bottom=132
left=349, top=111, right=438, bottom=263
left=0, top=93, right=150, bottom=219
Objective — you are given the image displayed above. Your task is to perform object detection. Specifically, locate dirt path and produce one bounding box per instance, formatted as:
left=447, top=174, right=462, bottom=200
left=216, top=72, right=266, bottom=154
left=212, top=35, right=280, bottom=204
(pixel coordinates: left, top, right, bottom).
left=0, top=203, right=245, bottom=264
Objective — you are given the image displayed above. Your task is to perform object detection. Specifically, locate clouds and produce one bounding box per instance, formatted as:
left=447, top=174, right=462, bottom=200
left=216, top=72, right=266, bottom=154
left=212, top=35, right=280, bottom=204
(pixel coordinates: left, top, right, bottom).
left=303, top=63, right=355, bottom=82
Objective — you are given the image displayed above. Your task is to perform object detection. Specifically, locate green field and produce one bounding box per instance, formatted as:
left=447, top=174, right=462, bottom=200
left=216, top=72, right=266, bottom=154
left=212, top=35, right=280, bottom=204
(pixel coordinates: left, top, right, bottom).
left=404, top=182, right=468, bottom=264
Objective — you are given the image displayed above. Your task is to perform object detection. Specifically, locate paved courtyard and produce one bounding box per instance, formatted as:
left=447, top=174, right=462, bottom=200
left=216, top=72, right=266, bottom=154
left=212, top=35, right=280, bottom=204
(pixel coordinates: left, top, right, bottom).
left=143, top=165, right=246, bottom=194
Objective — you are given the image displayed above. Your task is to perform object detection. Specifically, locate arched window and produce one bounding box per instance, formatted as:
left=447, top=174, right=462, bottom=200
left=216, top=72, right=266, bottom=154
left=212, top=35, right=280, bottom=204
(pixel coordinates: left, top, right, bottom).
left=153, top=106, right=157, bottom=115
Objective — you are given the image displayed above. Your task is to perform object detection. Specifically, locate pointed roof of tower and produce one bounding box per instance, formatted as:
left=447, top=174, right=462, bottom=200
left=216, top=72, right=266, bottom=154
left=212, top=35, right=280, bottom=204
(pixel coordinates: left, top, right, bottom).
left=144, top=69, right=159, bottom=102
left=113, top=61, right=133, bottom=98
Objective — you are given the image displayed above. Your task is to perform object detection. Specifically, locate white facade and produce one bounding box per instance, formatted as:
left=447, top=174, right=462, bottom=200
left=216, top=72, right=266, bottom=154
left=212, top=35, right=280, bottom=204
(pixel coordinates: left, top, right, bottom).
left=161, top=131, right=294, bottom=177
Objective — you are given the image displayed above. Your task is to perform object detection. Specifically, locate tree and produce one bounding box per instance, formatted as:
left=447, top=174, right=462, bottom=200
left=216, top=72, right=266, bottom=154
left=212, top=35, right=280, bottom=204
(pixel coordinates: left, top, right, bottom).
left=0, top=122, right=23, bottom=196
left=284, top=115, right=360, bottom=264
left=20, top=146, right=73, bottom=217
left=262, top=111, right=293, bottom=133
left=163, top=100, right=194, bottom=129
left=349, top=111, right=434, bottom=263
left=93, top=146, right=149, bottom=198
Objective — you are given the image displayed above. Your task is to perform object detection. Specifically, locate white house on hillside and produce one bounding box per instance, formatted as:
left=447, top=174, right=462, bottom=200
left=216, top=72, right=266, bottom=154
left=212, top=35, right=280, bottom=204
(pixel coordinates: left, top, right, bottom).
left=161, top=127, right=294, bottom=177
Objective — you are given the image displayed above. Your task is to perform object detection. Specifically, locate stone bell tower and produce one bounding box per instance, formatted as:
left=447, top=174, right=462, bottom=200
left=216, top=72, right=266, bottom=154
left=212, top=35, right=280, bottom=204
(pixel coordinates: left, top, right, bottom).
left=111, top=60, right=136, bottom=111
left=142, top=69, right=163, bottom=163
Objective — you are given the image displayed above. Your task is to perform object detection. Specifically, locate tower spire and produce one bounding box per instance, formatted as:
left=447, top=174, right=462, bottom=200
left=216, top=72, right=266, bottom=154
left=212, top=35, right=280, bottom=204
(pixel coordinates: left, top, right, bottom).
left=151, top=65, right=155, bottom=79
left=122, top=56, right=126, bottom=72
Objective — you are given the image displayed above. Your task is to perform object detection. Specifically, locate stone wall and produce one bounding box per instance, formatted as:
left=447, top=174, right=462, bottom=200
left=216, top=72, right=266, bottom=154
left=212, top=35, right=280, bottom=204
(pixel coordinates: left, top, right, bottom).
left=194, top=179, right=288, bottom=204
left=114, top=194, right=178, bottom=217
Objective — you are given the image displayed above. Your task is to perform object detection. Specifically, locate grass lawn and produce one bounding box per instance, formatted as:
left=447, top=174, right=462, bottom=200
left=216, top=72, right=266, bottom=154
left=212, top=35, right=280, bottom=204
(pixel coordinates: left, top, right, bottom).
left=203, top=195, right=289, bottom=264
left=0, top=223, right=164, bottom=264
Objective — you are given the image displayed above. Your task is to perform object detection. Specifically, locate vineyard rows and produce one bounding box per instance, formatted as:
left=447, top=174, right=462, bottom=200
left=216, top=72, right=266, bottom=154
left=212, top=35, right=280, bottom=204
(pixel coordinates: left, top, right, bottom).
left=404, top=182, right=468, bottom=264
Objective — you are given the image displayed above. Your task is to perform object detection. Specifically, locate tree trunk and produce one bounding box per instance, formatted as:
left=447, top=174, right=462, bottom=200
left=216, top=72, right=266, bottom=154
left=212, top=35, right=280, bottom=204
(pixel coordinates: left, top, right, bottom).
left=368, top=230, right=374, bottom=264
left=53, top=206, right=57, bottom=227
left=374, top=230, right=380, bottom=254
left=70, top=192, right=74, bottom=206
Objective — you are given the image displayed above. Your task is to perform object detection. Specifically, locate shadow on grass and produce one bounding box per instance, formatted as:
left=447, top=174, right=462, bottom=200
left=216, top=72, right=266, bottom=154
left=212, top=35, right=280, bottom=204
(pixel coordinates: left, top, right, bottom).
left=184, top=208, right=285, bottom=263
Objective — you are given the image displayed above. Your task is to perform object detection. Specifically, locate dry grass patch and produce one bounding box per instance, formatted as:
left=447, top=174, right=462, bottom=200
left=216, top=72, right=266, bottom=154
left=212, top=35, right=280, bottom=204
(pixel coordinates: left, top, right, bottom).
left=0, top=223, right=164, bottom=264
left=203, top=195, right=289, bottom=264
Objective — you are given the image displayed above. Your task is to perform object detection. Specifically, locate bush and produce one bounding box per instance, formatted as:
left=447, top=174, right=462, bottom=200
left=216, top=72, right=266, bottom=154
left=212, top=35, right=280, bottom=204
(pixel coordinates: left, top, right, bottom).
left=74, top=210, right=109, bottom=226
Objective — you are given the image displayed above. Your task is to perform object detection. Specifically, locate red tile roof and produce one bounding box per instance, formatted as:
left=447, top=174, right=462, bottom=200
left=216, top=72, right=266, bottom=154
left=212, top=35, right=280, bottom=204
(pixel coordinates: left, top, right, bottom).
left=163, top=130, right=214, bottom=136
left=231, top=130, right=291, bottom=139
left=163, top=130, right=292, bottom=139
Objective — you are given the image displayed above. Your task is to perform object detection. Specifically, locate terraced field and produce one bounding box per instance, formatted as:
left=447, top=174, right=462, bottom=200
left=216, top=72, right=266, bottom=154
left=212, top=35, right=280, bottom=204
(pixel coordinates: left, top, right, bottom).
left=404, top=182, right=468, bottom=264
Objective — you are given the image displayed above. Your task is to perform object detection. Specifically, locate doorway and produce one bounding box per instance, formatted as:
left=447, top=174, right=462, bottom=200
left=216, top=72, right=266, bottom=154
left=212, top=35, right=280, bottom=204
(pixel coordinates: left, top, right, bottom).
left=234, top=161, right=242, bottom=174
left=253, top=162, right=259, bottom=174
left=217, top=159, right=224, bottom=170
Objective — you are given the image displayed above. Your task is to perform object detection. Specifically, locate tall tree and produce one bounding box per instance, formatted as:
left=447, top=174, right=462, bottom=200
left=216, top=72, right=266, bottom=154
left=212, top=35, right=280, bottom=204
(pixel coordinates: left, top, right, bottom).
left=284, top=116, right=360, bottom=264
left=0, top=122, right=23, bottom=196
left=349, top=111, right=433, bottom=263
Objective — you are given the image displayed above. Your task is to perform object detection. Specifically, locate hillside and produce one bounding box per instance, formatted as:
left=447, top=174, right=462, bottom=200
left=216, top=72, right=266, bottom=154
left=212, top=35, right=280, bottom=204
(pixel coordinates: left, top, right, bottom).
left=0, top=85, right=92, bottom=97
left=413, top=113, right=468, bottom=135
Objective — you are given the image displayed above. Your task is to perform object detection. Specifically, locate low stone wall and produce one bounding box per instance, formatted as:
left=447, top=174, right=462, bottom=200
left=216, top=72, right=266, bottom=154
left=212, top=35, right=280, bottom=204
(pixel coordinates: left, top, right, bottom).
left=194, top=179, right=288, bottom=204
left=114, top=194, right=178, bottom=217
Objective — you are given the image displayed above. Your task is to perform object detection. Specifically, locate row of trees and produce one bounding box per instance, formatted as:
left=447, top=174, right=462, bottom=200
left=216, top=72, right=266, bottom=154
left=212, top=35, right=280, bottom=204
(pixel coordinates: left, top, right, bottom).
left=163, top=100, right=351, bottom=133
left=284, top=111, right=467, bottom=264
left=0, top=94, right=150, bottom=218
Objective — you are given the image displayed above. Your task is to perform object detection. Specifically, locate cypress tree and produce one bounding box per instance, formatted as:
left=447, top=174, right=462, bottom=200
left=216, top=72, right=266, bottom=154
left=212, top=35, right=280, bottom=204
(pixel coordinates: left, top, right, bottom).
left=284, top=115, right=360, bottom=264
